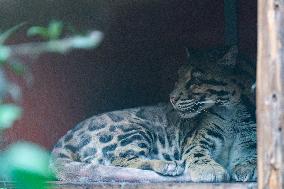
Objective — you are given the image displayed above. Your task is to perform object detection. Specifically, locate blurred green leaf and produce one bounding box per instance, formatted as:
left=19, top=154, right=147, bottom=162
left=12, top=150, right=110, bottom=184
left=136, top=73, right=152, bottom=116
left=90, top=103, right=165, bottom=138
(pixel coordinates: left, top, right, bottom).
left=27, top=20, right=63, bottom=40
left=27, top=27, right=49, bottom=39
left=0, top=104, right=22, bottom=129
left=0, top=46, right=11, bottom=63
left=0, top=23, right=25, bottom=45
left=48, top=21, right=63, bottom=40
left=9, top=62, right=26, bottom=75
left=1, top=142, right=54, bottom=189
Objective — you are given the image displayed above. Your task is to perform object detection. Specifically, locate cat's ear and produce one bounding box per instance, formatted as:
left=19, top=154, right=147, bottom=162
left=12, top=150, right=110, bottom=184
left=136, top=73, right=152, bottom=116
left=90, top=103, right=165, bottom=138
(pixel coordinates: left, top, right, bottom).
left=185, top=47, right=198, bottom=60
left=217, top=45, right=238, bottom=67
left=177, top=48, right=192, bottom=76
left=185, top=47, right=191, bottom=59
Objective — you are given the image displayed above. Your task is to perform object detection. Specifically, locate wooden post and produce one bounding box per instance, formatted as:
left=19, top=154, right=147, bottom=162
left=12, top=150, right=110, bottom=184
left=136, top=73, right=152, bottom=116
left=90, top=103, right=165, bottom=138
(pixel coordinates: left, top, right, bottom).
left=257, top=0, right=284, bottom=188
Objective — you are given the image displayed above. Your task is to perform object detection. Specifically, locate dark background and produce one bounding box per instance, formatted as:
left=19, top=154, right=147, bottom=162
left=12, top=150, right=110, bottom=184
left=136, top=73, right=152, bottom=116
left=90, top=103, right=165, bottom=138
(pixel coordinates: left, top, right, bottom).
left=0, top=0, right=257, bottom=150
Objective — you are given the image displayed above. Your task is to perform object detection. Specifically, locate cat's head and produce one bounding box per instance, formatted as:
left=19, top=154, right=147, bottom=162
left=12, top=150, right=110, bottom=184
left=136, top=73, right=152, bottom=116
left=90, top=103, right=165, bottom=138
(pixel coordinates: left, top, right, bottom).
left=170, top=46, right=241, bottom=118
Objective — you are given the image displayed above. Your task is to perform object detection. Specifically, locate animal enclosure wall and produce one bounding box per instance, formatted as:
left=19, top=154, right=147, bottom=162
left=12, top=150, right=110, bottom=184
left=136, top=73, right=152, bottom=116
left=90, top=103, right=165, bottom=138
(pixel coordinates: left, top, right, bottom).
left=0, top=0, right=256, bottom=153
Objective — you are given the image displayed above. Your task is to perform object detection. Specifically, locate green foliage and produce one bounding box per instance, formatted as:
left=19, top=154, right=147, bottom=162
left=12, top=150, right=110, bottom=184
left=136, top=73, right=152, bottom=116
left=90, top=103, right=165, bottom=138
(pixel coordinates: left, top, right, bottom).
left=0, top=21, right=103, bottom=189
left=0, top=23, right=24, bottom=65
left=27, top=20, right=63, bottom=40
left=0, top=104, right=21, bottom=129
left=0, top=142, right=54, bottom=189
left=47, top=31, right=104, bottom=54
left=8, top=61, right=26, bottom=76
left=0, top=23, right=56, bottom=189
left=0, top=46, right=10, bottom=64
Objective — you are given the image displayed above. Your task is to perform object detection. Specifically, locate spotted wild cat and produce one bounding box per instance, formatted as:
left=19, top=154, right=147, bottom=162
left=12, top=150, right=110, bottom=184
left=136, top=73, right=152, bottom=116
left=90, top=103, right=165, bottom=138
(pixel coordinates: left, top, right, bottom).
left=50, top=46, right=256, bottom=182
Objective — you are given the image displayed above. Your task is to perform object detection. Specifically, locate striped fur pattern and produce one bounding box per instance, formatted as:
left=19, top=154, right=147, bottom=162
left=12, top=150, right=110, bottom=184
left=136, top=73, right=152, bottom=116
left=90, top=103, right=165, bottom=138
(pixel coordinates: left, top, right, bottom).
left=170, top=46, right=256, bottom=182
left=50, top=46, right=256, bottom=182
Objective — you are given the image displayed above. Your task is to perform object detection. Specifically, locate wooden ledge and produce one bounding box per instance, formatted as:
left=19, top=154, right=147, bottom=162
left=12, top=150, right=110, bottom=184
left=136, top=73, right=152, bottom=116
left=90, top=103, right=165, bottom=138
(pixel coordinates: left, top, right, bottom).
left=0, top=182, right=257, bottom=189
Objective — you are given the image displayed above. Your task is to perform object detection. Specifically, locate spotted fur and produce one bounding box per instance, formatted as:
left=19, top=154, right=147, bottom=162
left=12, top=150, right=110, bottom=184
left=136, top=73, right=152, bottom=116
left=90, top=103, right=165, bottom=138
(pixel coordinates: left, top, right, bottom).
left=170, top=46, right=256, bottom=182
left=50, top=46, right=256, bottom=182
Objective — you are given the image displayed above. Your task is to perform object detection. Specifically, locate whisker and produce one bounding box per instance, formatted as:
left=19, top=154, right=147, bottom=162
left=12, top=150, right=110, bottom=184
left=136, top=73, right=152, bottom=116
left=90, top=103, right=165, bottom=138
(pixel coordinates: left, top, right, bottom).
left=179, top=99, right=195, bottom=105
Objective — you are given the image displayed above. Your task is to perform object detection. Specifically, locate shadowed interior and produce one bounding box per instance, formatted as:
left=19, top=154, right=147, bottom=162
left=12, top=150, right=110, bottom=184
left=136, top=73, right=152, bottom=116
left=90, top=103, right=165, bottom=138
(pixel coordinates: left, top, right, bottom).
left=0, top=0, right=256, bottom=150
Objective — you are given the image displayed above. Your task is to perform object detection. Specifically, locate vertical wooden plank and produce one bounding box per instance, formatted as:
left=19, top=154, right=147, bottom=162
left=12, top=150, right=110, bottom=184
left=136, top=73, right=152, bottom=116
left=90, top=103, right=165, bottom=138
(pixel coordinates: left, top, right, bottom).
left=257, top=0, right=284, bottom=188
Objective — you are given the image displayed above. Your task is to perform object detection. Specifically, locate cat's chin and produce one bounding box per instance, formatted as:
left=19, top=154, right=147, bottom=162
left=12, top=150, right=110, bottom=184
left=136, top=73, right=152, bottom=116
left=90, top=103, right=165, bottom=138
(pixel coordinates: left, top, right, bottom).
left=177, top=111, right=199, bottom=119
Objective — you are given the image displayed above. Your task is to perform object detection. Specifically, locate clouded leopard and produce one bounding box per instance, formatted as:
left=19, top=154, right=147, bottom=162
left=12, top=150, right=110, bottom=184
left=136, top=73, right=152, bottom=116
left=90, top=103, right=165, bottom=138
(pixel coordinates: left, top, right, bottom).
left=50, top=46, right=256, bottom=182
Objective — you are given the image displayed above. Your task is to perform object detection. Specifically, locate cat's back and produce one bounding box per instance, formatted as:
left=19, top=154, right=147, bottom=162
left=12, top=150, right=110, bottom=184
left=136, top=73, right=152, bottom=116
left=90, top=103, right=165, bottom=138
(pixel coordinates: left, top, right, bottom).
left=52, top=103, right=169, bottom=155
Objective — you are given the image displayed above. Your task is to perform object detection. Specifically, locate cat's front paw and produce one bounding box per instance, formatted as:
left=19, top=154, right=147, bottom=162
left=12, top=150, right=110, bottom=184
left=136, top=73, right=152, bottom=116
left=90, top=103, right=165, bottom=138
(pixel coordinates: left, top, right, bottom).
left=231, top=159, right=257, bottom=182
left=156, top=160, right=185, bottom=176
left=187, top=161, right=229, bottom=182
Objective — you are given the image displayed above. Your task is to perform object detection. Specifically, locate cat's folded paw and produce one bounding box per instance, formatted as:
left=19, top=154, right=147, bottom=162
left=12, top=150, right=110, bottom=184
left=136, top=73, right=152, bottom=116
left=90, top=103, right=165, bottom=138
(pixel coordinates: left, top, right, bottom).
left=231, top=159, right=257, bottom=182
left=159, top=160, right=185, bottom=176
left=187, top=161, right=229, bottom=182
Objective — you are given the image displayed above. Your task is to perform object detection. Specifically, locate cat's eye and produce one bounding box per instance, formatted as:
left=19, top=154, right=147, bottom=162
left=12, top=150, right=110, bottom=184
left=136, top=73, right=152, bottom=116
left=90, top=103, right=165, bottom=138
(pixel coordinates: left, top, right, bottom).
left=192, top=72, right=202, bottom=78
left=194, top=78, right=202, bottom=85
left=185, top=80, right=193, bottom=89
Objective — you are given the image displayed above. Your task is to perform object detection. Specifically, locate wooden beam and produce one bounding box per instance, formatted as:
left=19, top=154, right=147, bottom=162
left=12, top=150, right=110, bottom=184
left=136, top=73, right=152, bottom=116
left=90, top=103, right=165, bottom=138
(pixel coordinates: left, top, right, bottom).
left=0, top=182, right=257, bottom=189
left=52, top=182, right=257, bottom=189
left=257, top=0, right=284, bottom=188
